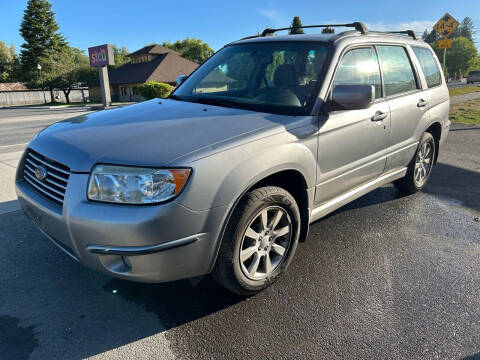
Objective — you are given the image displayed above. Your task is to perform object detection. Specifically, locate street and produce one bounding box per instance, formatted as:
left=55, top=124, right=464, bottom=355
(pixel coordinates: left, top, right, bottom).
left=0, top=106, right=480, bottom=359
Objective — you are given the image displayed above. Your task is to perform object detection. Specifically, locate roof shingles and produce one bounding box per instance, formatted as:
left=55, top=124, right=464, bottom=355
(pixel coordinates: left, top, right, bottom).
left=93, top=46, right=198, bottom=86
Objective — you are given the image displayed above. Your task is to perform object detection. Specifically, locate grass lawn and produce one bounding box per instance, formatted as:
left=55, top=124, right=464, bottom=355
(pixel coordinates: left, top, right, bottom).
left=450, top=99, right=480, bottom=125
left=449, top=86, right=480, bottom=97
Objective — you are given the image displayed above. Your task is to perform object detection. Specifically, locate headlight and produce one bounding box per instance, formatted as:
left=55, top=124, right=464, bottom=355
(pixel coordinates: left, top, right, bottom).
left=87, top=165, right=191, bottom=204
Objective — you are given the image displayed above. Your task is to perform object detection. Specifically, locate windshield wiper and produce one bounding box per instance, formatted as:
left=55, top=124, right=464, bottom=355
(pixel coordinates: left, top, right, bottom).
left=185, top=97, right=254, bottom=110
left=168, top=94, right=186, bottom=101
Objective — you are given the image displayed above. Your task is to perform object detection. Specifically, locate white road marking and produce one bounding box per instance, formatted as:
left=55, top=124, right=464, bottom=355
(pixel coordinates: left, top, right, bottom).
left=0, top=142, right=28, bottom=149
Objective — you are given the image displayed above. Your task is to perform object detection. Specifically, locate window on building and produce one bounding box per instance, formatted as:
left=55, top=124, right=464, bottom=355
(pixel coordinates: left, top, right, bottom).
left=377, top=46, right=419, bottom=96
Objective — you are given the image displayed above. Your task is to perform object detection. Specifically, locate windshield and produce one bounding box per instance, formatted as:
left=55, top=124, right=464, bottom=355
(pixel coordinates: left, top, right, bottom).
left=171, top=42, right=329, bottom=115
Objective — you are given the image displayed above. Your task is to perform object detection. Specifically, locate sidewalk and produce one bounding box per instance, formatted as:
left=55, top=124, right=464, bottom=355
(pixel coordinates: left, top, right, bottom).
left=1, top=102, right=136, bottom=110
left=0, top=149, right=22, bottom=215
left=450, top=91, right=480, bottom=105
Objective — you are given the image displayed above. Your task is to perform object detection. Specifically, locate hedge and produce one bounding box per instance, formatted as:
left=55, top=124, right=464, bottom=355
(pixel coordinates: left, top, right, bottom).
left=137, top=81, right=173, bottom=99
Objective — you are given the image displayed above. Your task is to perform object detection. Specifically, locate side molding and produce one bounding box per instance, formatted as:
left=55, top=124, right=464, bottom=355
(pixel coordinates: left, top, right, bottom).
left=310, top=168, right=407, bottom=223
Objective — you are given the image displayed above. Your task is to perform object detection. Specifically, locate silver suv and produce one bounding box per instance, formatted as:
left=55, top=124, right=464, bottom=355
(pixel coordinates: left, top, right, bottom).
left=16, top=22, right=450, bottom=295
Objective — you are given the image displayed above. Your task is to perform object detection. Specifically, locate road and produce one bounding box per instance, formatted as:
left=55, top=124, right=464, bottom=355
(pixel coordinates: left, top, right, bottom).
left=0, top=107, right=479, bottom=359
left=447, top=81, right=468, bottom=89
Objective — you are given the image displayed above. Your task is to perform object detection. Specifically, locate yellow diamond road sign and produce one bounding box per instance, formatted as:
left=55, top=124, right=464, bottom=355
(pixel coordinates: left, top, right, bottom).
left=438, top=39, right=452, bottom=49
left=433, top=13, right=459, bottom=38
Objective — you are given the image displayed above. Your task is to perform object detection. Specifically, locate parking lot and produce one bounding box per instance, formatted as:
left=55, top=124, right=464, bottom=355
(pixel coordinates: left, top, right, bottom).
left=1, top=106, right=479, bottom=359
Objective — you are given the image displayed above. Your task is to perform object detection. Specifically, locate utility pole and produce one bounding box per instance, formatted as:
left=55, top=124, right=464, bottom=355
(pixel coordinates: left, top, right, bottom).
left=37, top=64, right=47, bottom=104
left=443, top=48, right=446, bottom=71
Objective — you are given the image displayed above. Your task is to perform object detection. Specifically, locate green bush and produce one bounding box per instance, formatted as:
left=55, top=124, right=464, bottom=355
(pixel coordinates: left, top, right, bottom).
left=137, top=81, right=173, bottom=99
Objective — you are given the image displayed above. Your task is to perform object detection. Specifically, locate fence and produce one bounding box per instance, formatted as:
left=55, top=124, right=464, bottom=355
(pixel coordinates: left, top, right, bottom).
left=0, top=88, right=89, bottom=106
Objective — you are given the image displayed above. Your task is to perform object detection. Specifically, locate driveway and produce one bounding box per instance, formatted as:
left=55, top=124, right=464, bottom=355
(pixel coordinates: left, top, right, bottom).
left=0, top=107, right=479, bottom=359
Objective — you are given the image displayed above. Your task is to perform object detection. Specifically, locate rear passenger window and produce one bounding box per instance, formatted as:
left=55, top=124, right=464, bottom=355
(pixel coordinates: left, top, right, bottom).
left=377, top=46, right=418, bottom=96
left=333, top=47, right=382, bottom=99
left=412, top=46, right=442, bottom=88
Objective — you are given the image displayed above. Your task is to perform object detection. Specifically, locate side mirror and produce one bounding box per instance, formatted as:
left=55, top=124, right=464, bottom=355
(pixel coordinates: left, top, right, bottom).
left=176, top=75, right=187, bottom=87
left=331, top=84, right=375, bottom=111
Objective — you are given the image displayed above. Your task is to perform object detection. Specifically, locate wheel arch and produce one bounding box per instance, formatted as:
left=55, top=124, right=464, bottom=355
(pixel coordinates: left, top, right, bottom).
left=425, top=121, right=442, bottom=164
left=207, top=167, right=312, bottom=273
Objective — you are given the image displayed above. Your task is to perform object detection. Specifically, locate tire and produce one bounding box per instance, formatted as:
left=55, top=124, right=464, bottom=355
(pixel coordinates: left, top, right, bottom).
left=394, top=132, right=436, bottom=195
left=212, top=186, right=301, bottom=295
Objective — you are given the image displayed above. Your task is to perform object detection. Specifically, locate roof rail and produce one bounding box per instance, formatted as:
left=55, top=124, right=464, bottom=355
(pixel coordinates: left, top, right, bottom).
left=259, top=22, right=368, bottom=37
left=383, top=30, right=418, bottom=40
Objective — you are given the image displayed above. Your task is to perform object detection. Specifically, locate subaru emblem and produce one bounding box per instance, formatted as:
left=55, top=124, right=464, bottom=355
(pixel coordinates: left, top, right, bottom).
left=34, top=165, right=48, bottom=181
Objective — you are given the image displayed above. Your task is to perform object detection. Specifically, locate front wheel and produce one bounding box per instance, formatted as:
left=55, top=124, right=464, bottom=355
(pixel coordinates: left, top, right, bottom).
left=213, top=186, right=301, bottom=295
left=394, top=132, right=436, bottom=195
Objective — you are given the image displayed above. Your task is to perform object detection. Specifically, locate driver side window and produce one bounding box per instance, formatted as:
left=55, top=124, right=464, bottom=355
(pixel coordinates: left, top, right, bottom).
left=333, top=47, right=382, bottom=99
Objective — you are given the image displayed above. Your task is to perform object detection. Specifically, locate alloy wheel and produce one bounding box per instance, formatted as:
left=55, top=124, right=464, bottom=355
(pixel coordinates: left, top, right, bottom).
left=414, top=141, right=433, bottom=186
left=239, top=206, right=292, bottom=280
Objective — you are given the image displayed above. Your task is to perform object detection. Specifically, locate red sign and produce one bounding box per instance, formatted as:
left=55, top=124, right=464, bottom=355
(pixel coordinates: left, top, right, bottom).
left=88, top=44, right=114, bottom=67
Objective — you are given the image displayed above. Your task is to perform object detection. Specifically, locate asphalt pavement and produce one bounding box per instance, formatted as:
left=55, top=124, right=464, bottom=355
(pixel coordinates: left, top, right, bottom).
left=0, top=106, right=479, bottom=359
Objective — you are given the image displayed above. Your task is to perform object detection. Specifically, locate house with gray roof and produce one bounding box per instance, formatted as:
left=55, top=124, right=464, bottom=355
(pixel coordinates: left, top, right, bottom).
left=88, top=44, right=199, bottom=102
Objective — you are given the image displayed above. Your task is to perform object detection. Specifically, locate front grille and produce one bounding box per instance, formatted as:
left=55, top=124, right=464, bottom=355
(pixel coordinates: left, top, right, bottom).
left=23, top=150, right=70, bottom=205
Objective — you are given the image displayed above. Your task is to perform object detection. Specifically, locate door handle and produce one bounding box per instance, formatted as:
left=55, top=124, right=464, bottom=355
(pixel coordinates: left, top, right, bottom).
left=417, top=99, right=428, bottom=107
left=371, top=111, right=387, bottom=122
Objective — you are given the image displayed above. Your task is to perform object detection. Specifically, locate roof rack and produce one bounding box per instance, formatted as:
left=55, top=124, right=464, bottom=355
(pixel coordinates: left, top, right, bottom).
left=239, top=22, right=418, bottom=41
left=384, top=30, right=418, bottom=40
left=259, top=22, right=368, bottom=37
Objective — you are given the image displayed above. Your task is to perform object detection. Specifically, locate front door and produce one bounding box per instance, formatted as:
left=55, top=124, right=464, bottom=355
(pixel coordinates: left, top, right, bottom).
left=315, top=46, right=389, bottom=204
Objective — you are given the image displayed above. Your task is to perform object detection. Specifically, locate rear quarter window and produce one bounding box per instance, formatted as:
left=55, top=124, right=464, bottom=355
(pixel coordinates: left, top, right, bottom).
left=412, top=46, right=442, bottom=88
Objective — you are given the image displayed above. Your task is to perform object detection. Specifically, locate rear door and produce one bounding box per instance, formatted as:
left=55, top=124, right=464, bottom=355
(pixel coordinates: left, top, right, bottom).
left=377, top=45, right=430, bottom=172
left=315, top=46, right=390, bottom=204
left=410, top=45, right=449, bottom=141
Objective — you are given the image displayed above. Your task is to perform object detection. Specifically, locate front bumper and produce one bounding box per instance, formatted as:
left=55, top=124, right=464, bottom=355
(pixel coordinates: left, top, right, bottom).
left=16, top=173, right=227, bottom=283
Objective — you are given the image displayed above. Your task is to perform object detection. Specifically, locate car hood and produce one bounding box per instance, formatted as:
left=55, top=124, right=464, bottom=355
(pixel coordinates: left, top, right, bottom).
left=29, top=99, right=293, bottom=172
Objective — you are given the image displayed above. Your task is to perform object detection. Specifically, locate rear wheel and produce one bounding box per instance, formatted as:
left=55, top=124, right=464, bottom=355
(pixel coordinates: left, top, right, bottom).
left=394, top=132, right=436, bottom=195
left=213, top=186, right=300, bottom=295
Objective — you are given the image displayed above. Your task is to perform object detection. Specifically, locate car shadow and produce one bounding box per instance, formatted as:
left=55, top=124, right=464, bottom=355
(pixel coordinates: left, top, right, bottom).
left=102, top=276, right=243, bottom=329
left=424, top=162, right=480, bottom=212
left=462, top=353, right=480, bottom=360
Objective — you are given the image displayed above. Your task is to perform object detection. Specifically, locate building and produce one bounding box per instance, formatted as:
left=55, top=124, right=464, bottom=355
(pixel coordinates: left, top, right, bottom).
left=88, top=44, right=199, bottom=102
left=0, top=82, right=28, bottom=91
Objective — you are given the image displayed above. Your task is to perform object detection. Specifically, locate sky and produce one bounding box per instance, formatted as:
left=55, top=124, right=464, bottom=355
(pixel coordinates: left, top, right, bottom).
left=1, top=0, right=479, bottom=54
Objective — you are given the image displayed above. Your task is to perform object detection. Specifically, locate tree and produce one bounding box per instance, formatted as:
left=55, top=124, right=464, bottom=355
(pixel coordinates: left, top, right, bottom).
left=19, top=0, right=67, bottom=97
left=51, top=47, right=94, bottom=103
left=432, top=37, right=480, bottom=76
left=112, top=45, right=130, bottom=68
left=137, top=81, right=173, bottom=99
left=422, top=29, right=439, bottom=44
left=289, top=16, right=305, bottom=35
left=422, top=30, right=429, bottom=41
left=0, top=41, right=20, bottom=81
left=453, top=17, right=475, bottom=42
left=163, top=38, right=213, bottom=64
left=321, top=27, right=335, bottom=34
